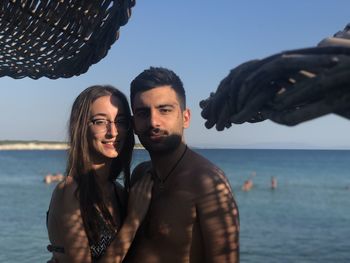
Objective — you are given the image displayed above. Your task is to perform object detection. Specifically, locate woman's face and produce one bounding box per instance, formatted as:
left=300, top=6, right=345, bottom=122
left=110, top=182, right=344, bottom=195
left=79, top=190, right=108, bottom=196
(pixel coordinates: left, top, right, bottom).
left=88, top=95, right=130, bottom=163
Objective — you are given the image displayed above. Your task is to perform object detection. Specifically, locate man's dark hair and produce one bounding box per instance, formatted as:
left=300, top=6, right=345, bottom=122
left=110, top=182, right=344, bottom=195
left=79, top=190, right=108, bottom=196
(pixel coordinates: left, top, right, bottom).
left=130, top=67, right=186, bottom=110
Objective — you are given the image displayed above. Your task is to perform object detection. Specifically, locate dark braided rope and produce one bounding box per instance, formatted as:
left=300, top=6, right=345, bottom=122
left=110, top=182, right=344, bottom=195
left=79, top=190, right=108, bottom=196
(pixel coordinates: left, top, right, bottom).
left=0, top=0, right=135, bottom=79
left=200, top=23, right=350, bottom=130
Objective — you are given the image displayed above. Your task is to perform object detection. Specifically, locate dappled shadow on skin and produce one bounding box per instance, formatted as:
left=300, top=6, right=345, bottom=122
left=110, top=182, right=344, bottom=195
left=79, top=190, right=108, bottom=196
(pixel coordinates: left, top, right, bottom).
left=197, top=165, right=240, bottom=262
left=126, top=166, right=240, bottom=263
left=124, top=139, right=239, bottom=262
left=47, top=164, right=146, bottom=263
left=47, top=206, right=91, bottom=262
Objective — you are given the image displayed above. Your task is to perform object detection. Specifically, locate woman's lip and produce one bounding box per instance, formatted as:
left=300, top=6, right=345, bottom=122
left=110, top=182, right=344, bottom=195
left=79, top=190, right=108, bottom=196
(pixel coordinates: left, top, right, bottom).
left=102, top=140, right=119, bottom=144
left=102, top=141, right=118, bottom=148
left=103, top=144, right=116, bottom=149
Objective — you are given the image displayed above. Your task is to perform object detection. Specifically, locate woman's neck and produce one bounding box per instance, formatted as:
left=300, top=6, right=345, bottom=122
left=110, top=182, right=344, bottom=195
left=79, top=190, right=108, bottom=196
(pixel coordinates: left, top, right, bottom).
left=92, top=161, right=112, bottom=186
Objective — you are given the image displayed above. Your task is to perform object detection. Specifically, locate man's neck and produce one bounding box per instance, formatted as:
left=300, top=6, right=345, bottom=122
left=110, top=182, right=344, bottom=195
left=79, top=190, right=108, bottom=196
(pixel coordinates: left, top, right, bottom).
left=150, top=143, right=187, bottom=180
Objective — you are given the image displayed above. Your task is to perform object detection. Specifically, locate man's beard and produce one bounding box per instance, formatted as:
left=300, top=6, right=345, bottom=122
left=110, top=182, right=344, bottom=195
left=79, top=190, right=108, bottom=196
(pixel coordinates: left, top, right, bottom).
left=139, top=131, right=182, bottom=155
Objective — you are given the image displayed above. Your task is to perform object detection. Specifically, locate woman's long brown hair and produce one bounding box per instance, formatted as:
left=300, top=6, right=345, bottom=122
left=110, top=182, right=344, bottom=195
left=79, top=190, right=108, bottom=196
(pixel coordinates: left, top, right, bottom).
left=66, top=85, right=134, bottom=244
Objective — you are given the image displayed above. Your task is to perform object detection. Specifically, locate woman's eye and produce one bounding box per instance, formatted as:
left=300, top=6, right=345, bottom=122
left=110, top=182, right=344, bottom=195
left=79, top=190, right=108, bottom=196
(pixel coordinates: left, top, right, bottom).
left=93, top=119, right=107, bottom=126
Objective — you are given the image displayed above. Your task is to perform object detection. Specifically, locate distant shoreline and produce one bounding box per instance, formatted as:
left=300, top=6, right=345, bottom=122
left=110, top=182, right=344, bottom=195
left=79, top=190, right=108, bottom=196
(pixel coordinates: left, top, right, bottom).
left=0, top=142, right=69, bottom=150
left=0, top=141, right=144, bottom=150
left=0, top=141, right=348, bottom=151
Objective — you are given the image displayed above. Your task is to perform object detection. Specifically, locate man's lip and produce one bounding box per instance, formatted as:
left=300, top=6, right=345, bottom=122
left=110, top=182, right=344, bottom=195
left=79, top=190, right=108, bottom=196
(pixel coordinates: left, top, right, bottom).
left=148, top=134, right=164, bottom=141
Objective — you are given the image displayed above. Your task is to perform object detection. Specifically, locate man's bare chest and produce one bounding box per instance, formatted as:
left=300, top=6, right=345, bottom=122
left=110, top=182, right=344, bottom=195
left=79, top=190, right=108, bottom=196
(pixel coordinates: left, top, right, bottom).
left=141, top=189, right=197, bottom=243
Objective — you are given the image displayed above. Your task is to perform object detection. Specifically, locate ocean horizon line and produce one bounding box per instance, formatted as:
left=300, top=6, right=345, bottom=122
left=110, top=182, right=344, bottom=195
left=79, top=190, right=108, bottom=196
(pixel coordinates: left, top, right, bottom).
left=0, top=141, right=349, bottom=151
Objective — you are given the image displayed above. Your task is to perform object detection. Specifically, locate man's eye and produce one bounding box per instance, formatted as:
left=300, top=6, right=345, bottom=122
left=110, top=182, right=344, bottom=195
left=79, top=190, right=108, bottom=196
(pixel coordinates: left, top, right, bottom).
left=160, top=108, right=172, bottom=113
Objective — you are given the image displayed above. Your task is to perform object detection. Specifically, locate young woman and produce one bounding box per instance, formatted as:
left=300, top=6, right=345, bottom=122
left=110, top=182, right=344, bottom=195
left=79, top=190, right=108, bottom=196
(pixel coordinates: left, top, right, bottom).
left=47, top=85, right=153, bottom=263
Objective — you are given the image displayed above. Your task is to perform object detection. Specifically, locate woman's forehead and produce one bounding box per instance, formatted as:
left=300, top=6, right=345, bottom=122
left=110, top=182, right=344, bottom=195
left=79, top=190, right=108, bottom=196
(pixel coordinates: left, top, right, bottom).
left=90, top=95, right=126, bottom=115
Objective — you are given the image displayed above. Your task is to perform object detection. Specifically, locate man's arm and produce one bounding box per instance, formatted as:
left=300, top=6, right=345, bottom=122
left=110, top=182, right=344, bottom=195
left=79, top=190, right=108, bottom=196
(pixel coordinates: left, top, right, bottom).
left=195, top=170, right=240, bottom=263
left=100, top=173, right=153, bottom=263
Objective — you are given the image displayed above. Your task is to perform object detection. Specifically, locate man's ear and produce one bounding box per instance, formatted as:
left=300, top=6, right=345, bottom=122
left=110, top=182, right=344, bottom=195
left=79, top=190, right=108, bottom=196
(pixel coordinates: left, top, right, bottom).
left=183, top=108, right=191, bottom=129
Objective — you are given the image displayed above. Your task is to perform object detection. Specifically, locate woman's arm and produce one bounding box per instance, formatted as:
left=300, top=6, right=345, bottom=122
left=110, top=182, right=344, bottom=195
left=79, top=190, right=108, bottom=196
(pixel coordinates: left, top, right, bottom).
left=47, top=177, right=92, bottom=263
left=48, top=172, right=153, bottom=263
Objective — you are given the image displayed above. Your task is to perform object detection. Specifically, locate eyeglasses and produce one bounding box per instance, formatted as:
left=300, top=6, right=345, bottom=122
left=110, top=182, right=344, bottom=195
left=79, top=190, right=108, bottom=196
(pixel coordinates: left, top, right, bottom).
left=89, top=118, right=131, bottom=134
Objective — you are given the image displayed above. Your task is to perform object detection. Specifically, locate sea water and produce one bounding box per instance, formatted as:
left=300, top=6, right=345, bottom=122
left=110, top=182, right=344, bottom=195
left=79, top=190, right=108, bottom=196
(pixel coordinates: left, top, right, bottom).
left=0, top=149, right=349, bottom=263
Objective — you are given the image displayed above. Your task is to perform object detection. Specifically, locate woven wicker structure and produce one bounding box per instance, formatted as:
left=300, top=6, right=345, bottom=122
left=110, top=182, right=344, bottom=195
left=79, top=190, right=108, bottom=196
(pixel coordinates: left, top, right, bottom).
left=0, top=0, right=135, bottom=79
left=200, top=24, right=350, bottom=131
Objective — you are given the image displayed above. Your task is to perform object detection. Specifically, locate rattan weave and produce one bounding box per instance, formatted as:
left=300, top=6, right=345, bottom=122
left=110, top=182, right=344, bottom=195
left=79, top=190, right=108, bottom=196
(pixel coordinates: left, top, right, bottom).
left=0, top=0, right=135, bottom=79
left=200, top=23, right=350, bottom=130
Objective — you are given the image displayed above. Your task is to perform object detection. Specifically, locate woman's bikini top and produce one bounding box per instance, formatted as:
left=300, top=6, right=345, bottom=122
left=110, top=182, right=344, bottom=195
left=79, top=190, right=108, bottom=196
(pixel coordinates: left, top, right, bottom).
left=47, top=183, right=125, bottom=262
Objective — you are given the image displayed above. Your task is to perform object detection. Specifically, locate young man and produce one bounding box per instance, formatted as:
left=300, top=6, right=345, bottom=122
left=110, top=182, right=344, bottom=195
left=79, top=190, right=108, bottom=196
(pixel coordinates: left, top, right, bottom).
left=126, top=67, right=240, bottom=263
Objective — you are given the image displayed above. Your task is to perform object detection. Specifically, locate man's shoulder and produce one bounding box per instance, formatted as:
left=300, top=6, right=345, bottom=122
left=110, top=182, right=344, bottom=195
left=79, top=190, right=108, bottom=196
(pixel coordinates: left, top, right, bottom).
left=187, top=149, right=225, bottom=177
left=131, top=160, right=152, bottom=185
left=184, top=150, right=230, bottom=192
left=134, top=160, right=152, bottom=170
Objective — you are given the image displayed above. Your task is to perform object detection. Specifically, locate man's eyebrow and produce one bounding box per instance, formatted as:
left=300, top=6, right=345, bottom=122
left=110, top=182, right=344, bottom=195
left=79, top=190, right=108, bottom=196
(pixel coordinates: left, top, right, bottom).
left=156, top=103, right=176, bottom=108
left=134, top=103, right=177, bottom=111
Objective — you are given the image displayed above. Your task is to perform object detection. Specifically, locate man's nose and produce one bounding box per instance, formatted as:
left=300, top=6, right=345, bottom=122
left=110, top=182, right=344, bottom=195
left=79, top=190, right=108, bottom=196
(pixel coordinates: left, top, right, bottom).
left=150, top=110, right=161, bottom=127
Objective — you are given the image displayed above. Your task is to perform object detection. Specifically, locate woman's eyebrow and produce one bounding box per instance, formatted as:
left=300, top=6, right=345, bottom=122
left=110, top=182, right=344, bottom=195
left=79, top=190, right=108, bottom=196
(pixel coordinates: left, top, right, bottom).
left=90, top=113, right=128, bottom=118
left=90, top=113, right=108, bottom=118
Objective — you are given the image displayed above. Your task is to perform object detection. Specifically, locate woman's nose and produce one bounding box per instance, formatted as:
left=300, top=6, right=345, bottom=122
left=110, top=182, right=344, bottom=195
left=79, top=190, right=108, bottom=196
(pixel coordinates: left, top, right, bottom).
left=106, top=122, right=118, bottom=136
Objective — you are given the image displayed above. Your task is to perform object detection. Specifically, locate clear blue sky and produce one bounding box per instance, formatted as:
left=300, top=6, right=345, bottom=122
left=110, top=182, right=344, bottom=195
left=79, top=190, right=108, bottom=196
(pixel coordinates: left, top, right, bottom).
left=1, top=1, right=350, bottom=149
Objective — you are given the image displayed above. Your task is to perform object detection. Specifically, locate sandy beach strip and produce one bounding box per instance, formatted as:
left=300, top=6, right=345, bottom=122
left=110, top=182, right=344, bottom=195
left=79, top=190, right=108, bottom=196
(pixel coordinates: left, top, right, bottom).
left=0, top=142, right=144, bottom=150
left=0, top=143, right=69, bottom=150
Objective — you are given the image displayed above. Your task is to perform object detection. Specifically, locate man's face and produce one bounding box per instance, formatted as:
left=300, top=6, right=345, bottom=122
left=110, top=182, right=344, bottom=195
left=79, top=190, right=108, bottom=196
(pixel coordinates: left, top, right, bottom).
left=132, top=85, right=190, bottom=154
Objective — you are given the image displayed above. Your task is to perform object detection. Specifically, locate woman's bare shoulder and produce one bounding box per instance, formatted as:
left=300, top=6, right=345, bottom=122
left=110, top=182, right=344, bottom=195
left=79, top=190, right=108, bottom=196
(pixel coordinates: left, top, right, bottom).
left=48, top=176, right=91, bottom=262
left=49, top=176, right=79, bottom=214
